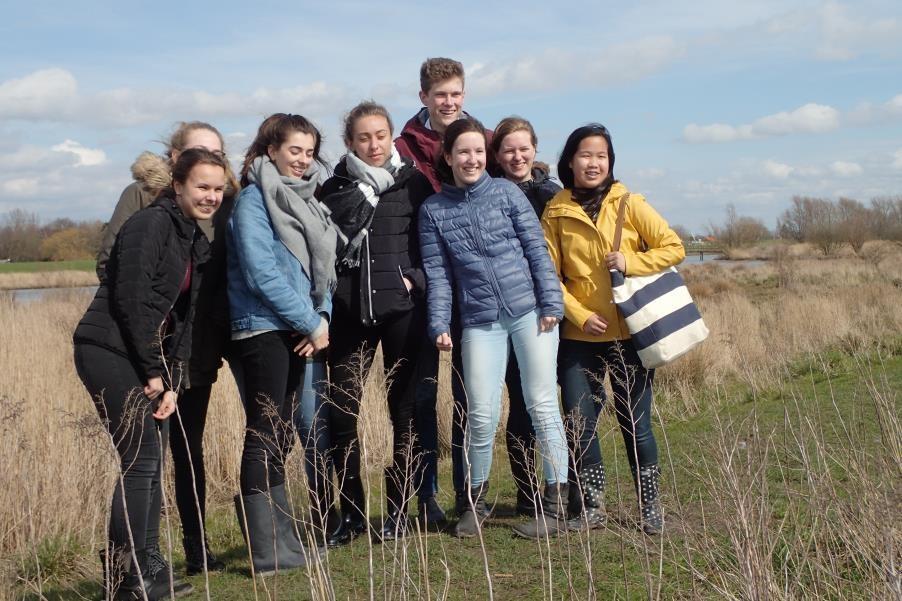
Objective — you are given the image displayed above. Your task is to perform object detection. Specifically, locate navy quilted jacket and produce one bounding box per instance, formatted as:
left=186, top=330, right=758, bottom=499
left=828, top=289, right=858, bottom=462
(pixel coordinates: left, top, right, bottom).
left=418, top=171, right=564, bottom=340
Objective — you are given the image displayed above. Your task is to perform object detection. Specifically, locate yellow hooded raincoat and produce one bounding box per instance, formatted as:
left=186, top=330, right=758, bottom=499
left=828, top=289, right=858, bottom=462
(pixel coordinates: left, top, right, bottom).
left=541, top=182, right=685, bottom=343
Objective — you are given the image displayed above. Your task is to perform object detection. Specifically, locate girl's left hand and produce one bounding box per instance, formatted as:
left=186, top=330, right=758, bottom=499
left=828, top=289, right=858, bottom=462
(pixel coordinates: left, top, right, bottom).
left=153, top=390, right=177, bottom=420
left=605, top=252, right=626, bottom=272
left=539, top=316, right=559, bottom=332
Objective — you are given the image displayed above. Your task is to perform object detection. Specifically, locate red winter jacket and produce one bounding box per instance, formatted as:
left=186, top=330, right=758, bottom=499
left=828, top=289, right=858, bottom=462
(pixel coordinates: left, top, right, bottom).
left=394, top=108, right=494, bottom=193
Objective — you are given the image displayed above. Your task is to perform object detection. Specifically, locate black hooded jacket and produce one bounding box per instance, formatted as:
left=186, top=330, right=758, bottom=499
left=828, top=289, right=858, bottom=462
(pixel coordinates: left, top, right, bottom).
left=515, top=165, right=562, bottom=219
left=74, top=197, right=210, bottom=390
left=320, top=157, right=434, bottom=325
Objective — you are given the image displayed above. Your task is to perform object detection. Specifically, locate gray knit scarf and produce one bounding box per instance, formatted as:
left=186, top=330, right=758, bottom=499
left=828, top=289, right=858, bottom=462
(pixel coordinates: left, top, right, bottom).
left=246, top=155, right=343, bottom=311
left=338, top=146, right=403, bottom=267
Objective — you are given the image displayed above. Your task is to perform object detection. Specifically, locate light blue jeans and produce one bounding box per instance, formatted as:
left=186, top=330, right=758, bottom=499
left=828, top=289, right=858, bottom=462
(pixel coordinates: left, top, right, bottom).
left=461, top=309, right=567, bottom=488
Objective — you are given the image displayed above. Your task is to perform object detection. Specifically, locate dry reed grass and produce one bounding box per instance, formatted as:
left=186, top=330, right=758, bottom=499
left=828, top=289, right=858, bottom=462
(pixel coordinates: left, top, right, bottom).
left=0, top=271, right=98, bottom=291
left=1, top=248, right=900, bottom=599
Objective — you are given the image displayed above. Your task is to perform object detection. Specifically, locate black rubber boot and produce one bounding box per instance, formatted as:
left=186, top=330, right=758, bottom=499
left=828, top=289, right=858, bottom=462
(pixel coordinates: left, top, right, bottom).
left=568, top=463, right=606, bottom=531
left=235, top=486, right=309, bottom=576
left=328, top=474, right=367, bottom=546
left=417, top=496, right=447, bottom=530
left=183, top=534, right=225, bottom=576
left=453, top=483, right=489, bottom=538
left=511, top=483, right=569, bottom=539
left=271, top=484, right=323, bottom=563
left=636, top=465, right=663, bottom=535
left=146, top=544, right=194, bottom=597
left=379, top=470, right=410, bottom=542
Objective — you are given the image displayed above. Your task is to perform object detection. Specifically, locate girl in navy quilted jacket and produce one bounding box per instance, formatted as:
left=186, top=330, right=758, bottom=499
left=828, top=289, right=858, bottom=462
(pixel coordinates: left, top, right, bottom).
left=418, top=117, right=569, bottom=539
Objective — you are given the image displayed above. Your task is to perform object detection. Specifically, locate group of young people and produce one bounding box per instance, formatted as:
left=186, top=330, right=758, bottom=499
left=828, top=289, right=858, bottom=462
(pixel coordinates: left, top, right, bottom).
left=73, top=57, right=685, bottom=600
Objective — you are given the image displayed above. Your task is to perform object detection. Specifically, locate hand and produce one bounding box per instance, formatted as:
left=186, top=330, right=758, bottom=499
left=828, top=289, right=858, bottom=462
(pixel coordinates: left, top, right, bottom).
left=402, top=276, right=413, bottom=293
left=435, top=332, right=453, bottom=352
left=605, top=251, right=626, bottom=272
left=153, top=390, right=177, bottom=420
left=539, top=316, right=559, bottom=333
left=144, top=376, right=164, bottom=400
left=294, top=330, right=330, bottom=357
left=582, top=313, right=609, bottom=335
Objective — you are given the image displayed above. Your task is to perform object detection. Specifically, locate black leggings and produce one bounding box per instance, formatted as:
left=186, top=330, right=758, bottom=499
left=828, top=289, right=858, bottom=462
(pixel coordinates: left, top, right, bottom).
left=74, top=343, right=169, bottom=555
left=231, top=331, right=304, bottom=496
left=169, top=384, right=212, bottom=538
left=328, top=306, right=423, bottom=513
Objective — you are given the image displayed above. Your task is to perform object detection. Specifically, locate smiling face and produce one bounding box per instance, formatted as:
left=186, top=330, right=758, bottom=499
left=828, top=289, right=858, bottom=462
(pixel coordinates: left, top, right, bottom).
left=268, top=131, right=317, bottom=178
left=444, top=131, right=486, bottom=187
left=497, top=129, right=536, bottom=183
left=171, top=128, right=223, bottom=163
left=419, top=77, right=465, bottom=135
left=569, top=135, right=610, bottom=189
left=348, top=114, right=393, bottom=168
left=173, top=163, right=226, bottom=220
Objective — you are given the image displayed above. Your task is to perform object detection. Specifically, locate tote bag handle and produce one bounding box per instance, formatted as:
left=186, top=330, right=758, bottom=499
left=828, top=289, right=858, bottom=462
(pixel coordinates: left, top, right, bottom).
left=611, top=193, right=630, bottom=252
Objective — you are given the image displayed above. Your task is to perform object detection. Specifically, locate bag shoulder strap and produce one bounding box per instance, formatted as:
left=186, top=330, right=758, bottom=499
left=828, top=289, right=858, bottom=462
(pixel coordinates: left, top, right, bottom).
left=612, top=192, right=630, bottom=252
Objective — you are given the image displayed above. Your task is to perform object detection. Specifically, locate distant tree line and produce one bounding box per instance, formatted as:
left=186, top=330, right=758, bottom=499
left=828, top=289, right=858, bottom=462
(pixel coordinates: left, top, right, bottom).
left=776, top=196, right=902, bottom=254
left=0, top=209, right=104, bottom=262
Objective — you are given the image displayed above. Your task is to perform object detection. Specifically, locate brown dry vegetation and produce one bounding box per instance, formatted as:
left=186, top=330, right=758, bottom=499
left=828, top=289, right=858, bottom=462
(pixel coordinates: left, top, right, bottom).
left=1, top=248, right=900, bottom=599
left=0, top=271, right=98, bottom=291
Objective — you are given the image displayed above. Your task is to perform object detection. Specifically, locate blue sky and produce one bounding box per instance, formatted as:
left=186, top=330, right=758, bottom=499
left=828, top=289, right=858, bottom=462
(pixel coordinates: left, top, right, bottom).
left=1, top=0, right=900, bottom=231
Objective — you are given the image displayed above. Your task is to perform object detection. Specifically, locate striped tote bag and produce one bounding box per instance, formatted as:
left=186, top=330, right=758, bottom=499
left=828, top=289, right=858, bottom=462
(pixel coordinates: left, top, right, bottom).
left=610, top=194, right=708, bottom=369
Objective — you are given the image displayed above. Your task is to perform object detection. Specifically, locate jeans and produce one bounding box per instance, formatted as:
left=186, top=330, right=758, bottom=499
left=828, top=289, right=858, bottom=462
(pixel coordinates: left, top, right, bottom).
left=231, top=331, right=305, bottom=496
left=558, top=338, right=658, bottom=470
left=169, top=383, right=212, bottom=539
left=74, top=343, right=169, bottom=558
left=328, top=306, right=423, bottom=513
left=461, top=309, right=567, bottom=487
left=293, top=355, right=332, bottom=524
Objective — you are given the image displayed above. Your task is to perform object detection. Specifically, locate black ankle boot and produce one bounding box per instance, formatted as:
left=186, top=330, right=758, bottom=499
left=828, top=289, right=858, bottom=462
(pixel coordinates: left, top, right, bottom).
left=512, top=483, right=569, bottom=539
left=100, top=547, right=171, bottom=601
left=568, top=463, right=606, bottom=531
left=183, top=534, right=225, bottom=576
left=635, top=464, right=663, bottom=535
left=146, top=544, right=194, bottom=597
left=454, top=483, right=489, bottom=538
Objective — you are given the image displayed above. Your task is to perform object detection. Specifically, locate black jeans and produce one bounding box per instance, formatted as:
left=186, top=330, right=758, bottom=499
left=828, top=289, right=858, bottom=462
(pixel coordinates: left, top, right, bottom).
left=169, top=384, right=212, bottom=539
left=329, top=306, right=423, bottom=513
left=74, top=343, right=169, bottom=557
left=504, top=348, right=538, bottom=501
left=231, top=331, right=304, bottom=496
left=558, top=338, right=658, bottom=471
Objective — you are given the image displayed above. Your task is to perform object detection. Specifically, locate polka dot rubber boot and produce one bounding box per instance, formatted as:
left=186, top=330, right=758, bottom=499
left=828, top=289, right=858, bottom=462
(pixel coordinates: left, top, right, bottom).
left=637, top=465, right=663, bottom=535
left=567, top=463, right=606, bottom=531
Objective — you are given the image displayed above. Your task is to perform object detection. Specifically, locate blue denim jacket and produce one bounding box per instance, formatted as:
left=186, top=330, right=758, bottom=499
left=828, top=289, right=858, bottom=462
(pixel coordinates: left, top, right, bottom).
left=227, top=184, right=331, bottom=336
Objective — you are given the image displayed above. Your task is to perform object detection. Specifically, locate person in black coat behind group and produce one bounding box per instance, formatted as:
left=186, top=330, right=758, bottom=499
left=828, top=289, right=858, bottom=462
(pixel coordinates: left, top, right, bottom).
left=74, top=149, right=227, bottom=601
left=319, top=101, right=439, bottom=545
left=489, top=116, right=563, bottom=516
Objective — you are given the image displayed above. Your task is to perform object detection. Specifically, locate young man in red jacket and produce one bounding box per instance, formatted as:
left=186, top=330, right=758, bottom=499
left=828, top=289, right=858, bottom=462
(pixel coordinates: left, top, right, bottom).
left=398, top=58, right=516, bottom=526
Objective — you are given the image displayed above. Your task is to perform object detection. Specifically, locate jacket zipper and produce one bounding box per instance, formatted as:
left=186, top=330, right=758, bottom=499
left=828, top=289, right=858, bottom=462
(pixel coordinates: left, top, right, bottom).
left=364, top=232, right=375, bottom=325
left=465, top=190, right=510, bottom=314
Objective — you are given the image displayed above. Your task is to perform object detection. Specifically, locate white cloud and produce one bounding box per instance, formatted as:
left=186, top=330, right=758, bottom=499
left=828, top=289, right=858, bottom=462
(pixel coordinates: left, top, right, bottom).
left=762, top=160, right=794, bottom=179
left=829, top=161, right=863, bottom=177
left=1, top=178, right=40, bottom=196
left=467, top=36, right=686, bottom=96
left=893, top=149, right=902, bottom=170
left=636, top=167, right=666, bottom=179
left=685, top=103, right=840, bottom=143
left=51, top=140, right=107, bottom=167
left=0, top=68, right=352, bottom=127
left=814, top=1, right=902, bottom=61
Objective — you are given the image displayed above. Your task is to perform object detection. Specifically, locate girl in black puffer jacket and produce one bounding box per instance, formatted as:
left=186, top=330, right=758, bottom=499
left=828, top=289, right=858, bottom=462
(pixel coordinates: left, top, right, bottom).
left=489, top=116, right=563, bottom=517
left=74, top=149, right=227, bottom=601
left=319, top=101, right=438, bottom=545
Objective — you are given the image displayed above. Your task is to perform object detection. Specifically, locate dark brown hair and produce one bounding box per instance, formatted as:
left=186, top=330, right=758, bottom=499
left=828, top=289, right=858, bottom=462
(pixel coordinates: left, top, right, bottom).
left=343, top=101, right=394, bottom=145
left=170, top=148, right=228, bottom=186
left=240, top=113, right=323, bottom=187
left=420, top=57, right=465, bottom=93
left=435, top=117, right=487, bottom=185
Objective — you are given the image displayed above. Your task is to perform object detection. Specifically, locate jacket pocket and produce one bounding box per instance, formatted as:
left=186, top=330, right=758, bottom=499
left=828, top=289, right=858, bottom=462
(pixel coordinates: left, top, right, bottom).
left=397, top=265, right=412, bottom=298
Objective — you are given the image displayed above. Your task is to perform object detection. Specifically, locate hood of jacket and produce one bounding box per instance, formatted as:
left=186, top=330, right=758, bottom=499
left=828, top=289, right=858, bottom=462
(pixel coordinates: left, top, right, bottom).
left=130, top=152, right=172, bottom=197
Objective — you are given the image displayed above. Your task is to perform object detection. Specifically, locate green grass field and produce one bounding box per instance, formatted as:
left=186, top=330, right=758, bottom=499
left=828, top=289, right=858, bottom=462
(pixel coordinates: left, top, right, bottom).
left=18, top=345, right=900, bottom=600
left=0, top=260, right=95, bottom=274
